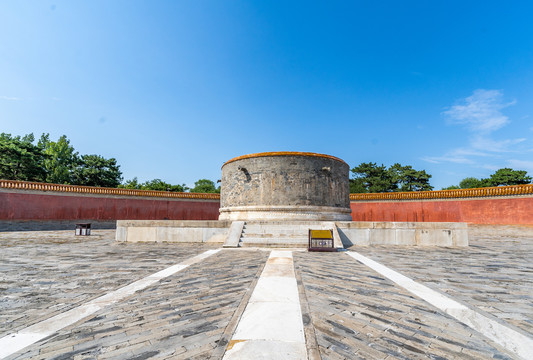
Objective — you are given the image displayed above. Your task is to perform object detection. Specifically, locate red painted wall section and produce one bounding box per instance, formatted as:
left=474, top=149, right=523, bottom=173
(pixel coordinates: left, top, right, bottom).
left=2, top=189, right=533, bottom=225
left=0, top=192, right=220, bottom=221
left=350, top=197, right=533, bottom=225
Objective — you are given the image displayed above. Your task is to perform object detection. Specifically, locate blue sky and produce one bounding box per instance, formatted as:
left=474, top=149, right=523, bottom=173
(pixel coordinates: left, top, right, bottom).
left=1, top=1, right=532, bottom=190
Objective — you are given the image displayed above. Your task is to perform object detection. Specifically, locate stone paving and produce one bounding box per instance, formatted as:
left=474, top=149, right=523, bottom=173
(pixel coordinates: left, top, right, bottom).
left=294, top=252, right=514, bottom=359
left=0, top=231, right=218, bottom=338
left=1, top=227, right=532, bottom=359
left=353, top=226, right=533, bottom=334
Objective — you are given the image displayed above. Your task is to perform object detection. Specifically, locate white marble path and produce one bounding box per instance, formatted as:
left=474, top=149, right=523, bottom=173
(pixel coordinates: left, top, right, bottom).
left=223, top=250, right=307, bottom=360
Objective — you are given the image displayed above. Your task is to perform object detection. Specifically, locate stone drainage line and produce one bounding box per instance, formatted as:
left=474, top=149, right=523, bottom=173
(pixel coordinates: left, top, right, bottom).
left=347, top=251, right=533, bottom=360
left=223, top=250, right=307, bottom=360
left=0, top=249, right=221, bottom=360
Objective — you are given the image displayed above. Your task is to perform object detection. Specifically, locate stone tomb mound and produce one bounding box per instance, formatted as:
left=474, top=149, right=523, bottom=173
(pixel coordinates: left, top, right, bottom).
left=219, top=152, right=352, bottom=222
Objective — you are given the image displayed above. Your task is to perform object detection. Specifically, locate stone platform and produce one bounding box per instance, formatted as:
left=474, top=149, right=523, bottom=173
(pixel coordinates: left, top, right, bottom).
left=116, top=220, right=469, bottom=247
left=1, top=226, right=532, bottom=359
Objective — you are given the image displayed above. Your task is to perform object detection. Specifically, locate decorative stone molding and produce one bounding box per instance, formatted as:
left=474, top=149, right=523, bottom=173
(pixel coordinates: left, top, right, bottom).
left=219, top=205, right=352, bottom=221
left=350, top=184, right=533, bottom=201
left=0, top=179, right=220, bottom=200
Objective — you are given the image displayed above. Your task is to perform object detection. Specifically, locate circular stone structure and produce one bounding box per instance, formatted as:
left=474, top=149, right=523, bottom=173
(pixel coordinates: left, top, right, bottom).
left=219, top=152, right=352, bottom=221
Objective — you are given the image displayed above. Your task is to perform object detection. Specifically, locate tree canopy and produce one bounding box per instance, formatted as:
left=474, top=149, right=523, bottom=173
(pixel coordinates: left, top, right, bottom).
left=38, top=133, right=78, bottom=184
left=190, top=179, right=220, bottom=193
left=71, top=154, right=123, bottom=188
left=484, top=168, right=532, bottom=186
left=0, top=133, right=122, bottom=188
left=442, top=168, right=532, bottom=189
left=0, top=133, right=47, bottom=182
left=350, top=162, right=433, bottom=193
left=119, top=177, right=188, bottom=192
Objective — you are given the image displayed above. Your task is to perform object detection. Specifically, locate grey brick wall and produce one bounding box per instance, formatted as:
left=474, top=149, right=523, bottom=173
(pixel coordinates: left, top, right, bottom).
left=221, top=155, right=350, bottom=209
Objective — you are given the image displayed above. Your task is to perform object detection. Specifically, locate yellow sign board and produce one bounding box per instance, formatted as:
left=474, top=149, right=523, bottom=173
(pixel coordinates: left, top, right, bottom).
left=310, top=230, right=332, bottom=239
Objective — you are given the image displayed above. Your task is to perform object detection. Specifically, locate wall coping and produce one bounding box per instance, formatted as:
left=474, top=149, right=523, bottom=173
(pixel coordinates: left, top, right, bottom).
left=3, top=179, right=532, bottom=202
left=222, top=151, right=347, bottom=167
left=0, top=179, right=221, bottom=200
left=350, top=184, right=533, bottom=201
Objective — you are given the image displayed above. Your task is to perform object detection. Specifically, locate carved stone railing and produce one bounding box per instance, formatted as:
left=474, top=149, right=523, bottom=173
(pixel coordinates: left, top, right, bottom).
left=350, top=184, right=533, bottom=201
left=0, top=179, right=221, bottom=200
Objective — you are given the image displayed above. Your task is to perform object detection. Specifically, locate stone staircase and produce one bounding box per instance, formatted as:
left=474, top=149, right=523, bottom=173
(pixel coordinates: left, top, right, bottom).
left=224, top=221, right=343, bottom=248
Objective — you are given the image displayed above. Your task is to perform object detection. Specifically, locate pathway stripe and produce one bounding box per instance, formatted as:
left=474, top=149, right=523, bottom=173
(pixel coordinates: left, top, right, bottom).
left=223, top=250, right=307, bottom=360
left=347, top=251, right=533, bottom=360
left=0, top=249, right=221, bottom=359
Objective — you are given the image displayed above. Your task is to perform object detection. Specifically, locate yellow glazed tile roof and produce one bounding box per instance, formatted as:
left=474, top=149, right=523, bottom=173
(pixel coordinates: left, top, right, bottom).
left=222, top=151, right=347, bottom=167
left=349, top=184, right=533, bottom=201
left=0, top=180, right=220, bottom=200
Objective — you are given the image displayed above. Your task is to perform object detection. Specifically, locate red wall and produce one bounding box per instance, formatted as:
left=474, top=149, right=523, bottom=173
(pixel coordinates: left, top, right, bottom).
left=3, top=190, right=533, bottom=225
left=0, top=192, right=220, bottom=221
left=350, top=197, right=533, bottom=225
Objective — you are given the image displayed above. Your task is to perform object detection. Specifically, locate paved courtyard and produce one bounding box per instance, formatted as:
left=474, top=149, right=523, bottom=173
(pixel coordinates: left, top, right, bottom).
left=0, top=226, right=532, bottom=359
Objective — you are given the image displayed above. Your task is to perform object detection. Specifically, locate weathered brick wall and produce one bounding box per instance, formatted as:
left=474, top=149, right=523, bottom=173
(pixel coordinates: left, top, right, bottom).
left=221, top=152, right=350, bottom=209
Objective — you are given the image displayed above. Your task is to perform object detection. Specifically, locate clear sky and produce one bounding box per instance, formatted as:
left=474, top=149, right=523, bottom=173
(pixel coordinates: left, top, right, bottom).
left=1, top=1, right=532, bottom=190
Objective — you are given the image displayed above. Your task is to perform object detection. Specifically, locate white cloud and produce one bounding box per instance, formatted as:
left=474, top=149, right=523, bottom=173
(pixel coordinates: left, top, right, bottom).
left=470, top=135, right=526, bottom=153
left=479, top=163, right=500, bottom=171
left=0, top=96, right=21, bottom=101
left=507, top=159, right=533, bottom=172
left=422, top=155, right=473, bottom=164
left=423, top=89, right=531, bottom=172
left=443, top=89, right=515, bottom=133
left=422, top=147, right=489, bottom=164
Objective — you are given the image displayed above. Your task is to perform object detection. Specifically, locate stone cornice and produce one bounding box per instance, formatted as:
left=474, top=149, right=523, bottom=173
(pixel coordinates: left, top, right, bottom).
left=0, top=179, right=221, bottom=200
left=222, top=151, right=347, bottom=167
left=350, top=184, right=533, bottom=201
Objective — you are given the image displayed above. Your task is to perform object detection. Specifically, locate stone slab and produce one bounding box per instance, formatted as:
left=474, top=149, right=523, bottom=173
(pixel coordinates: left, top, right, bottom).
left=336, top=221, right=468, bottom=246
left=116, top=220, right=230, bottom=243
left=223, top=339, right=307, bottom=360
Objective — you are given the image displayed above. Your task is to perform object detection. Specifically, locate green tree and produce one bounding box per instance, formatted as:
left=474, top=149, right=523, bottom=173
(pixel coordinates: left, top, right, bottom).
left=349, top=178, right=368, bottom=193
left=190, top=179, right=220, bottom=193
left=120, top=177, right=141, bottom=189
left=119, top=177, right=188, bottom=192
left=0, top=133, right=47, bottom=181
left=484, top=168, right=532, bottom=186
left=459, top=177, right=484, bottom=189
left=38, top=134, right=78, bottom=184
left=71, top=154, right=122, bottom=188
left=351, top=162, right=396, bottom=193
left=389, top=163, right=433, bottom=192
left=141, top=178, right=187, bottom=192
left=350, top=162, right=433, bottom=193
left=442, top=185, right=460, bottom=190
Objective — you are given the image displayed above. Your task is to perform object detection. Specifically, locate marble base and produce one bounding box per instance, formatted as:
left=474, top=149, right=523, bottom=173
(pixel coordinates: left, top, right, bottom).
left=219, top=205, right=352, bottom=221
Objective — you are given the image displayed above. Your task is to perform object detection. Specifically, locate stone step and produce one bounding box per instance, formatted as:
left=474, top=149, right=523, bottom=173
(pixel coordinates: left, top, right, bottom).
left=237, top=221, right=340, bottom=248
left=244, top=220, right=337, bottom=225
left=242, top=226, right=324, bottom=233
left=239, top=237, right=308, bottom=248
left=242, top=227, right=310, bottom=233
left=241, top=233, right=307, bottom=239
left=241, top=229, right=308, bottom=235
